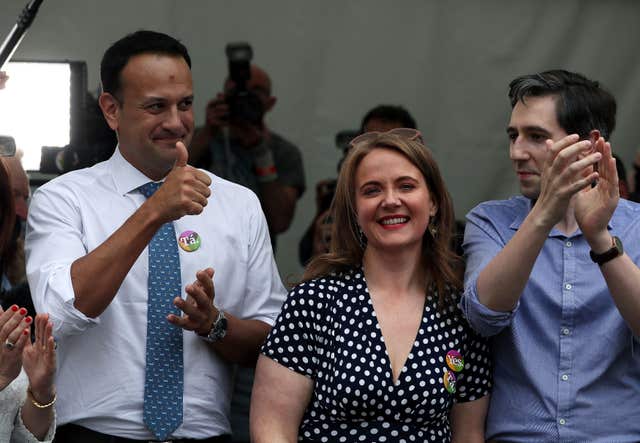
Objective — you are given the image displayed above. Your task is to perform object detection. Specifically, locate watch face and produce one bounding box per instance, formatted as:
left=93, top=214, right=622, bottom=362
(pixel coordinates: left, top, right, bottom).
left=614, top=236, right=623, bottom=254
left=590, top=236, right=623, bottom=265
left=210, top=312, right=227, bottom=341
left=214, top=318, right=227, bottom=335
left=200, top=312, right=227, bottom=343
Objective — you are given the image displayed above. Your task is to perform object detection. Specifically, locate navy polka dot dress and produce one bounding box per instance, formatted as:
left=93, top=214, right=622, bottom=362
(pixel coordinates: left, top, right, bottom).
left=261, top=267, right=492, bottom=442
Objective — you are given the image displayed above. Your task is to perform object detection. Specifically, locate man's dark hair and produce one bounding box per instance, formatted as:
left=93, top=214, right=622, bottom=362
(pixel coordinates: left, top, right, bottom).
left=100, top=30, right=191, bottom=99
left=508, top=69, right=616, bottom=139
left=360, top=105, right=417, bottom=132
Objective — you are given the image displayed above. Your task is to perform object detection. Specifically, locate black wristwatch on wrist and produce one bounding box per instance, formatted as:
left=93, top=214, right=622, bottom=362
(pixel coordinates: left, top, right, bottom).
left=589, top=236, right=623, bottom=266
left=199, top=310, right=227, bottom=343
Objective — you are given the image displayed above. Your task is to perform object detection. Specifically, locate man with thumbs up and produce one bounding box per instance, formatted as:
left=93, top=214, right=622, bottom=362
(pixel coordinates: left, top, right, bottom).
left=25, top=30, right=286, bottom=443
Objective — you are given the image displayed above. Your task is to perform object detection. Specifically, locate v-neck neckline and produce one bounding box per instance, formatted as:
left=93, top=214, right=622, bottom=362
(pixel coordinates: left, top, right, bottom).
left=357, top=270, right=429, bottom=386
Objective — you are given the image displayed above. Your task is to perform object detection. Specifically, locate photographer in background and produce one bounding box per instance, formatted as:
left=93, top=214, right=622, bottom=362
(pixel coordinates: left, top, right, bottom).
left=189, top=47, right=304, bottom=443
left=189, top=49, right=305, bottom=247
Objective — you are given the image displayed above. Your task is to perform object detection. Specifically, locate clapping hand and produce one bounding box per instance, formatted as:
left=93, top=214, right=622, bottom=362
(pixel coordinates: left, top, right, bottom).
left=534, top=134, right=601, bottom=229
left=575, top=137, right=619, bottom=247
left=22, top=314, right=56, bottom=404
left=0, top=305, right=31, bottom=390
left=169, top=267, right=217, bottom=336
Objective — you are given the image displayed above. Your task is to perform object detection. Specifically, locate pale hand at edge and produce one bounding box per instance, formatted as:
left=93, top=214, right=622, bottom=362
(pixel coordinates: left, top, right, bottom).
left=21, top=313, right=56, bottom=401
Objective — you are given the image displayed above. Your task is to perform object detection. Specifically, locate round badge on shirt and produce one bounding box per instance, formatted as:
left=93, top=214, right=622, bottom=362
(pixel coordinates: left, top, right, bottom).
left=443, top=369, right=457, bottom=394
left=446, top=350, right=464, bottom=372
left=178, top=230, right=201, bottom=252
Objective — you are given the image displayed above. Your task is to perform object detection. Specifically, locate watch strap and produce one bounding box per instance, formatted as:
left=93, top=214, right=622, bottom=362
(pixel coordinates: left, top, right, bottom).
left=589, top=236, right=623, bottom=266
left=200, top=310, right=227, bottom=343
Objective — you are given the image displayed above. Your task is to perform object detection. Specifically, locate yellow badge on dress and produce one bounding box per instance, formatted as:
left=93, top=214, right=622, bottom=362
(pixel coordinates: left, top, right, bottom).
left=443, top=369, right=457, bottom=394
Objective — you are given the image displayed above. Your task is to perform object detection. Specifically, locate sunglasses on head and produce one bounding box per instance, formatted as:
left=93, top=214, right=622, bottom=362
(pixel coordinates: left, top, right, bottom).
left=349, top=128, right=423, bottom=148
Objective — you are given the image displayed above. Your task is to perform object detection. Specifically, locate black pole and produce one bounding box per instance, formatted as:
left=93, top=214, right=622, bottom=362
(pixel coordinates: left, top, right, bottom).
left=0, top=0, right=45, bottom=70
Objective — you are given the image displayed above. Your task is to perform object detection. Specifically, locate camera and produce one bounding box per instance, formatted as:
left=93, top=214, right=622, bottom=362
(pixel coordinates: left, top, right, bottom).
left=224, top=42, right=264, bottom=126
left=0, top=135, right=16, bottom=157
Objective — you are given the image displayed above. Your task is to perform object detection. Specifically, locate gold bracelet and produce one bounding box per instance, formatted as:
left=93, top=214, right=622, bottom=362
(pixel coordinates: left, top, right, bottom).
left=27, top=387, right=56, bottom=409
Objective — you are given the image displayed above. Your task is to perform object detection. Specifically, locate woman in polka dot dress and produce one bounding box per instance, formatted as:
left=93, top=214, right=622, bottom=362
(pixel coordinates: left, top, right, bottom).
left=251, top=129, right=491, bottom=442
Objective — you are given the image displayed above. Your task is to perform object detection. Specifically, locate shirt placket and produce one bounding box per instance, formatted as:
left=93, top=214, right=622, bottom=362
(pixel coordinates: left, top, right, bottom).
left=557, top=235, right=577, bottom=438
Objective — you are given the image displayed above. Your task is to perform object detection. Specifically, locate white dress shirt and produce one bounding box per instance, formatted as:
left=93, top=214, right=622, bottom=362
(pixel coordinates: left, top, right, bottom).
left=25, top=148, right=287, bottom=439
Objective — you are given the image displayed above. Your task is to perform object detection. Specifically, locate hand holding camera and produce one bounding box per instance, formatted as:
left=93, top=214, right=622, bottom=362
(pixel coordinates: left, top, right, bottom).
left=223, top=42, right=268, bottom=149
left=204, top=93, right=228, bottom=135
left=190, top=42, right=270, bottom=165
left=204, top=91, right=266, bottom=149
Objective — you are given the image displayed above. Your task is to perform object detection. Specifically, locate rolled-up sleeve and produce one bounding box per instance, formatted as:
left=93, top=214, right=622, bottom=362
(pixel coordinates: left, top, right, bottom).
left=25, top=184, right=99, bottom=337
left=461, top=204, right=519, bottom=337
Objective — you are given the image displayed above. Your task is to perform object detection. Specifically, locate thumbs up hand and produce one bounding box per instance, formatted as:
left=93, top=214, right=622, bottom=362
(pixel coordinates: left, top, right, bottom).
left=174, top=139, right=190, bottom=168
left=148, top=140, right=212, bottom=223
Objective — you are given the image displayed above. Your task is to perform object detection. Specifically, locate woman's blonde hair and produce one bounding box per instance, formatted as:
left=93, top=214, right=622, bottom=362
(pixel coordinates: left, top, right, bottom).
left=302, top=132, right=462, bottom=303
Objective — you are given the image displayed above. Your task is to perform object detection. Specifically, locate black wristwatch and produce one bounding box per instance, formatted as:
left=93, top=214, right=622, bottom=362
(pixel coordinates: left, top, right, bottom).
left=589, top=236, right=623, bottom=266
left=199, top=310, right=227, bottom=343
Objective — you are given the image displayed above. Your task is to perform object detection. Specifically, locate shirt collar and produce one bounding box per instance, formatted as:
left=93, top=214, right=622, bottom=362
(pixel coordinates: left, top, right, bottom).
left=109, top=146, right=163, bottom=196
left=508, top=198, right=533, bottom=231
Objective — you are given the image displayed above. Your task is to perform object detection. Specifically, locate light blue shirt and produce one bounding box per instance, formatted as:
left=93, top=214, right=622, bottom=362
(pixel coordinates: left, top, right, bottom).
left=461, top=196, right=640, bottom=443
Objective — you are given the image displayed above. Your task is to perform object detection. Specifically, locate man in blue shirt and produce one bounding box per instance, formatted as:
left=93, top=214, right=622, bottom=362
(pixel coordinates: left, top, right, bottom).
left=462, top=69, right=640, bottom=442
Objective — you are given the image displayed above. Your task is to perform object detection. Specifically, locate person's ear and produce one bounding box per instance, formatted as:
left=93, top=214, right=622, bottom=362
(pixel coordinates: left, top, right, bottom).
left=98, top=93, right=121, bottom=131
left=264, top=96, right=276, bottom=112
left=429, top=202, right=438, bottom=218
left=588, top=129, right=601, bottom=144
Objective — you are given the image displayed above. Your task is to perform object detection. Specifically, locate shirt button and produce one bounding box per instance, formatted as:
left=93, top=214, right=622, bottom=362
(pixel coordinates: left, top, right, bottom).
left=561, top=374, right=569, bottom=381
left=559, top=418, right=566, bottom=425
left=565, top=283, right=572, bottom=290
left=566, top=241, right=572, bottom=247
left=562, top=328, right=570, bottom=335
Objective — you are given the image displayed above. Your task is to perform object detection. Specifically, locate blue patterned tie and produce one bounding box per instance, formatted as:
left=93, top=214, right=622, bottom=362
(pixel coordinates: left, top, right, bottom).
left=139, top=182, right=184, bottom=440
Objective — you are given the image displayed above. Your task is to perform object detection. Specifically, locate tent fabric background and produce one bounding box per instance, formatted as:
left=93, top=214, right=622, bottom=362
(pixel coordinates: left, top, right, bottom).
left=1, top=0, right=639, bottom=280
